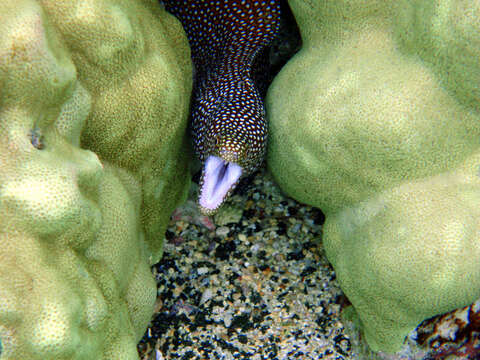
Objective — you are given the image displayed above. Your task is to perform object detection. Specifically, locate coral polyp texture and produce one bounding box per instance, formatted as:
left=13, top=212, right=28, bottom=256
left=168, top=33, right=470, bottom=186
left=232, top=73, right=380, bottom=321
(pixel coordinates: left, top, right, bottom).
left=267, top=0, right=480, bottom=354
left=0, top=0, right=192, bottom=359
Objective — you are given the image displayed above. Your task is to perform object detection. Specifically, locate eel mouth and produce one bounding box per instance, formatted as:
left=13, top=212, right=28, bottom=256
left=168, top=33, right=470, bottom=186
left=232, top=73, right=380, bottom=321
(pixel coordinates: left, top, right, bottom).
left=198, top=155, right=242, bottom=215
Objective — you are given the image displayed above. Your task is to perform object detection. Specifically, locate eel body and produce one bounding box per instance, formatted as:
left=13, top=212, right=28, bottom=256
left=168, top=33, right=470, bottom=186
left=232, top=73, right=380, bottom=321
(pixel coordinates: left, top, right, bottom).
left=163, top=0, right=281, bottom=214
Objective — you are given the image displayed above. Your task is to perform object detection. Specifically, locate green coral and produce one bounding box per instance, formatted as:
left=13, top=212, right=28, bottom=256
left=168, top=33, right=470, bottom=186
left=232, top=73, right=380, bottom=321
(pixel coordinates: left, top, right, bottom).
left=0, top=0, right=191, bottom=359
left=267, top=0, right=480, bottom=353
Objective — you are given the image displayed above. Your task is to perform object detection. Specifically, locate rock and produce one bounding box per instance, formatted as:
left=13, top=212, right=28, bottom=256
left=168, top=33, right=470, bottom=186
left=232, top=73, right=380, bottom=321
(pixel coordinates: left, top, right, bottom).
left=0, top=0, right=192, bottom=358
left=267, top=0, right=480, bottom=353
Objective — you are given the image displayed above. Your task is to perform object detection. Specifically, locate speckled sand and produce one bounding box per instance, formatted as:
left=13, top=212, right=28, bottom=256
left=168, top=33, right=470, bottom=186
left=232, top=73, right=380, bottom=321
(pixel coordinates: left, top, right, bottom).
left=138, top=168, right=357, bottom=360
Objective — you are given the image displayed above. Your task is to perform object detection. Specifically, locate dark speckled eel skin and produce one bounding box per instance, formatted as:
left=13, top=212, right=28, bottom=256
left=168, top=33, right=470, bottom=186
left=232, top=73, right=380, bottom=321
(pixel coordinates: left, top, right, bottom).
left=163, top=0, right=281, bottom=215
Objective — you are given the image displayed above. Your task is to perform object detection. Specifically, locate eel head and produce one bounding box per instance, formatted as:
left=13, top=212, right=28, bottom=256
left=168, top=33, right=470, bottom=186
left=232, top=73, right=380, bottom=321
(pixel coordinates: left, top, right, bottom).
left=197, top=129, right=264, bottom=215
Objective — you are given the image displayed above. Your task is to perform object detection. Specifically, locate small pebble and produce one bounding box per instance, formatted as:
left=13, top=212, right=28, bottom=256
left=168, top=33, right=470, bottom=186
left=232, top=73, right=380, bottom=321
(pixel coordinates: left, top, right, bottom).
left=216, top=226, right=230, bottom=237
left=197, top=267, right=209, bottom=275
left=200, top=288, right=213, bottom=305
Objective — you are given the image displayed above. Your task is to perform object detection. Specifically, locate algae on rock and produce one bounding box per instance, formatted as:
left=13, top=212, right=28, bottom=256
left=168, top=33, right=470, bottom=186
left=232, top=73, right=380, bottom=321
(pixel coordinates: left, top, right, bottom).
left=0, top=0, right=192, bottom=359
left=267, top=0, right=480, bottom=353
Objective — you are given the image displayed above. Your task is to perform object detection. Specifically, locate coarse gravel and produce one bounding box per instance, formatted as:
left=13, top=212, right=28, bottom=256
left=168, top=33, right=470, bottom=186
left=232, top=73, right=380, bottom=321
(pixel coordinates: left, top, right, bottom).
left=138, top=168, right=357, bottom=360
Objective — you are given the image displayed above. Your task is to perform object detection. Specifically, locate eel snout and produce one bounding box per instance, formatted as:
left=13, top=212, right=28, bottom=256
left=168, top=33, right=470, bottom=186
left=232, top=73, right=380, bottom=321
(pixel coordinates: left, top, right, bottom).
left=199, top=155, right=242, bottom=215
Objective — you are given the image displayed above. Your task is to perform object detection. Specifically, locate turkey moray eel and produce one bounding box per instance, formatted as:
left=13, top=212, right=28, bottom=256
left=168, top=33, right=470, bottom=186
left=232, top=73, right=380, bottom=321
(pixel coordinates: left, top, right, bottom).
left=163, top=0, right=281, bottom=215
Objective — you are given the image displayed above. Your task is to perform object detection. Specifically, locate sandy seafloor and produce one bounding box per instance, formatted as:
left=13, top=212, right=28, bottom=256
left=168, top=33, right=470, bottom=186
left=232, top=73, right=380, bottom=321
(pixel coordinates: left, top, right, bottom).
left=137, top=167, right=480, bottom=360
left=138, top=168, right=358, bottom=360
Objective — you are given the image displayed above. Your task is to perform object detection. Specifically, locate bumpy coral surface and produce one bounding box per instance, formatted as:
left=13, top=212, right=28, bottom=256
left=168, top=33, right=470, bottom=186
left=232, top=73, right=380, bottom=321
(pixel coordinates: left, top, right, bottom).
left=0, top=0, right=191, bottom=359
left=267, top=0, right=480, bottom=353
